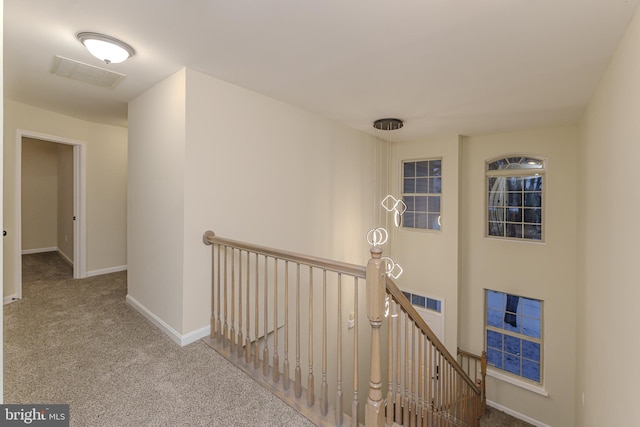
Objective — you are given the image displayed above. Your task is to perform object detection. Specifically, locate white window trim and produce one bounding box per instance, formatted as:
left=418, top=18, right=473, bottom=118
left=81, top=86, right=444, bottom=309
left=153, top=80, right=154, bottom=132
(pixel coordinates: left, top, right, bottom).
left=487, top=367, right=549, bottom=397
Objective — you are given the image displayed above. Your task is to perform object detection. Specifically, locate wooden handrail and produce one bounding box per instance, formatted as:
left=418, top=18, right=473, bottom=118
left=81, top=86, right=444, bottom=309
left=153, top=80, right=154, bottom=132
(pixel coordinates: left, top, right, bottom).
left=203, top=231, right=366, bottom=278
left=386, top=276, right=481, bottom=395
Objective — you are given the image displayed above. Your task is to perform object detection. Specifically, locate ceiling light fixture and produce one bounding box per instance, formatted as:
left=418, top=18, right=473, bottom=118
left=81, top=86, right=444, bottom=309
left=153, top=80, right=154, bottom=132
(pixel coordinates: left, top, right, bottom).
left=77, top=32, right=135, bottom=64
left=373, top=118, right=404, bottom=131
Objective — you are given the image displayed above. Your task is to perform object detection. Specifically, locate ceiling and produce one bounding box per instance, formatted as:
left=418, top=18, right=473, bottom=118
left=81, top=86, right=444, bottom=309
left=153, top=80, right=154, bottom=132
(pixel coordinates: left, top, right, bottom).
left=5, top=0, right=640, bottom=142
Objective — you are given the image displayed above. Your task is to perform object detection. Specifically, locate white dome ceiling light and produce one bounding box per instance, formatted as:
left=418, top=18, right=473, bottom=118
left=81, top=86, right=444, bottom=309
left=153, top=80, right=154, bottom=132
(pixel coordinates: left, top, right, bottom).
left=77, top=32, right=135, bottom=64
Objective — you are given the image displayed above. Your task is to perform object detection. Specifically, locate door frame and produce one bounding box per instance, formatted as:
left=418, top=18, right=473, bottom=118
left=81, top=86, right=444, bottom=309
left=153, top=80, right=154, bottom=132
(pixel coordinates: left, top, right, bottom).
left=15, top=129, right=87, bottom=298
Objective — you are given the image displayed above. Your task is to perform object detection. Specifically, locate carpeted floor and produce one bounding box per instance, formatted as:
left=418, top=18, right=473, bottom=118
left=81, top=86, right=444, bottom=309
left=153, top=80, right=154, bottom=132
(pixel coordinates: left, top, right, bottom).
left=6, top=252, right=532, bottom=427
left=5, top=252, right=314, bottom=426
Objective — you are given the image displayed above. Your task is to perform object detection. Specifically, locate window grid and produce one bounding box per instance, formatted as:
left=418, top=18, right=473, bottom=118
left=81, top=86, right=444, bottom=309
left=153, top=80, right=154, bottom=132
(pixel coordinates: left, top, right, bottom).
left=402, top=159, right=442, bottom=231
left=485, top=290, right=543, bottom=384
left=486, top=156, right=544, bottom=241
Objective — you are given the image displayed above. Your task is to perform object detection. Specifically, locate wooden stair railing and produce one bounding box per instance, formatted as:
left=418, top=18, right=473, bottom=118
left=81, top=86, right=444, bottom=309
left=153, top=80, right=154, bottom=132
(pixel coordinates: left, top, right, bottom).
left=202, top=231, right=485, bottom=427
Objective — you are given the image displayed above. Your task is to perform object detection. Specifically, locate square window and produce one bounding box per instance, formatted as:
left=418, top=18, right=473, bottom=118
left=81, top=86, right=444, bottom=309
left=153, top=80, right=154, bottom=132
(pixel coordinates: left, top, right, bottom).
left=402, top=159, right=442, bottom=231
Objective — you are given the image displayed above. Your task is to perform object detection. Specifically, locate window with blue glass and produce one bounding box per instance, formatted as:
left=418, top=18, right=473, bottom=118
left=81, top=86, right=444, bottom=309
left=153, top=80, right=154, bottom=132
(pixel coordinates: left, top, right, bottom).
left=402, top=159, right=441, bottom=231
left=486, top=156, right=544, bottom=241
left=485, top=290, right=543, bottom=384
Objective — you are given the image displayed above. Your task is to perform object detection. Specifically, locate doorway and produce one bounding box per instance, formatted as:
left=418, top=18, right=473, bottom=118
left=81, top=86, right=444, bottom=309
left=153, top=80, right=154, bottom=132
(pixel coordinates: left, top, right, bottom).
left=14, top=130, right=86, bottom=299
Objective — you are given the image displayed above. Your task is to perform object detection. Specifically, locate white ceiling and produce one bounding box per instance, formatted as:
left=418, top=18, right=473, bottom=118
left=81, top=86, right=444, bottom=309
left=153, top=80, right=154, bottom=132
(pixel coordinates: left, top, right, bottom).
left=5, top=0, right=640, bottom=142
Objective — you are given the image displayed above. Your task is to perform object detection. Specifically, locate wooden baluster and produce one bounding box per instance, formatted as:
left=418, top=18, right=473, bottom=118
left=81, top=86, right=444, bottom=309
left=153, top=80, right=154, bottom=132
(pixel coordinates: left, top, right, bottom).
left=217, top=244, right=222, bottom=344
left=321, top=270, right=328, bottom=416
left=211, top=242, right=216, bottom=339
left=273, top=259, right=280, bottom=383
left=263, top=256, right=269, bottom=376
left=230, top=248, right=236, bottom=354
left=307, top=267, right=315, bottom=408
left=425, top=338, right=430, bottom=425
left=364, top=246, right=384, bottom=427
left=336, top=273, right=343, bottom=426
left=295, top=264, right=302, bottom=398
left=481, top=350, right=487, bottom=415
left=245, top=250, right=251, bottom=364
left=283, top=261, right=290, bottom=390
left=223, top=246, right=228, bottom=348
left=403, top=314, right=409, bottom=426
left=237, top=250, right=243, bottom=358
left=352, top=277, right=359, bottom=427
left=254, top=253, right=260, bottom=370
left=417, top=332, right=423, bottom=427
left=395, top=309, right=402, bottom=423
left=386, top=298, right=394, bottom=427
left=411, top=323, right=417, bottom=427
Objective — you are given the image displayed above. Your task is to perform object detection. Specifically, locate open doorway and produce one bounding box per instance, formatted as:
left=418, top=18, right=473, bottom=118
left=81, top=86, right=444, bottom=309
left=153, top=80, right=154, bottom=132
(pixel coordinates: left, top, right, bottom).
left=14, top=130, right=86, bottom=299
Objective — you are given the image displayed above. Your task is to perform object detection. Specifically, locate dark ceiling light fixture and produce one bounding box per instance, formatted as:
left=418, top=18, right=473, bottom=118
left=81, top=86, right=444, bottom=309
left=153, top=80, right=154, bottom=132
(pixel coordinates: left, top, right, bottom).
left=373, top=118, right=404, bottom=131
left=77, top=32, right=135, bottom=64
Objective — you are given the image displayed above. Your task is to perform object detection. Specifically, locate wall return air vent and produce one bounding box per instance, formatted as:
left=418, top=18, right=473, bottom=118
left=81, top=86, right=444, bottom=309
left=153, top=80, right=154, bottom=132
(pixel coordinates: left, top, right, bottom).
left=50, top=55, right=126, bottom=88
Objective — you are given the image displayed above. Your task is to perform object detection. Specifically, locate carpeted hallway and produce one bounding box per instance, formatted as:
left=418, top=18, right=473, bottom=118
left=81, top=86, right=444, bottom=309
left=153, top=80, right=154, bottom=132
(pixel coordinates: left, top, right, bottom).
left=4, top=252, right=314, bottom=426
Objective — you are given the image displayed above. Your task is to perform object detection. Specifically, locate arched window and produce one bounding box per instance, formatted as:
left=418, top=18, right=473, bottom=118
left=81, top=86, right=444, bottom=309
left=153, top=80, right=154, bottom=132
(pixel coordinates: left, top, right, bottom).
left=486, top=155, right=544, bottom=241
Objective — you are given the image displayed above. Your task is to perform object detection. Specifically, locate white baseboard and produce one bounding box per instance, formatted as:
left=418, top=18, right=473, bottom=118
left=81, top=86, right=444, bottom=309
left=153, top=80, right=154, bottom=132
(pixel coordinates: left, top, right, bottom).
left=22, top=247, right=57, bottom=255
left=58, top=250, right=73, bottom=266
left=86, top=265, right=127, bottom=277
left=4, top=294, right=19, bottom=305
left=125, top=294, right=210, bottom=347
left=487, top=400, right=552, bottom=427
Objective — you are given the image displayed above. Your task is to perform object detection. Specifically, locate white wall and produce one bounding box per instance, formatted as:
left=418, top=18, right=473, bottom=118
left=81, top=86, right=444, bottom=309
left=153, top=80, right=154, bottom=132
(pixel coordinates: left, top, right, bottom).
left=459, top=126, right=578, bottom=427
left=3, top=100, right=128, bottom=296
left=128, top=67, right=386, bottom=339
left=389, top=135, right=461, bottom=353
left=577, top=7, right=640, bottom=426
left=21, top=138, right=58, bottom=251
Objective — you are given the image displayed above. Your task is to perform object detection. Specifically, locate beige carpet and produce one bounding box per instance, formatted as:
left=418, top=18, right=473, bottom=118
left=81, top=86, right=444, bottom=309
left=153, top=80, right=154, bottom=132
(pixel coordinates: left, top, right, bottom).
left=5, top=252, right=314, bottom=426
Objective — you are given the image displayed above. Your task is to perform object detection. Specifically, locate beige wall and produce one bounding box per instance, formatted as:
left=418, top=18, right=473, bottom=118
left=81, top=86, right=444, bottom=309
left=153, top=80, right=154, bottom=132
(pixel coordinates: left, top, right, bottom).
left=577, top=7, right=640, bottom=427
left=3, top=100, right=128, bottom=296
left=57, top=144, right=74, bottom=262
left=389, top=135, right=461, bottom=353
left=128, top=67, right=386, bottom=338
left=459, top=126, right=578, bottom=427
left=21, top=138, right=58, bottom=251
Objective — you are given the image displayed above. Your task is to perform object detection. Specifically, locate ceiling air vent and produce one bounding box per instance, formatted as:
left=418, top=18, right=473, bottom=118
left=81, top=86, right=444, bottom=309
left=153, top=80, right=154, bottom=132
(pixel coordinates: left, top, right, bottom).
left=50, top=55, right=126, bottom=88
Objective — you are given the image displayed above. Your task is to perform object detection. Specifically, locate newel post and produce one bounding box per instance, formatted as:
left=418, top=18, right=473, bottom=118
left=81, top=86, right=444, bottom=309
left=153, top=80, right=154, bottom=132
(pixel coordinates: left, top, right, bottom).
left=365, top=245, right=386, bottom=427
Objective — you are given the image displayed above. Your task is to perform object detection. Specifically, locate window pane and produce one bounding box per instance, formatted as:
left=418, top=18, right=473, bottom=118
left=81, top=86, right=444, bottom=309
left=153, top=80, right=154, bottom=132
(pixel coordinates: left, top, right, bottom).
left=507, top=192, right=522, bottom=207
left=524, top=208, right=542, bottom=224
left=505, top=223, right=522, bottom=238
left=404, top=178, right=415, bottom=193
left=522, top=340, right=540, bottom=362
left=522, top=317, right=541, bottom=339
left=488, top=208, right=504, bottom=222
left=429, top=160, right=442, bottom=176
left=403, top=196, right=415, bottom=211
left=488, top=192, right=504, bottom=207
left=415, top=213, right=427, bottom=229
left=428, top=214, right=441, bottom=230
left=504, top=353, right=521, bottom=376
left=524, top=192, right=542, bottom=207
left=487, top=330, right=502, bottom=349
left=507, top=208, right=522, bottom=222
left=504, top=335, right=522, bottom=356
left=415, top=196, right=427, bottom=212
left=404, top=162, right=416, bottom=178
left=506, top=177, right=522, bottom=191
left=411, top=294, right=426, bottom=307
left=487, top=309, right=503, bottom=328
left=429, top=177, right=442, bottom=193
left=522, top=298, right=541, bottom=318
left=522, top=359, right=540, bottom=382
left=524, top=224, right=542, bottom=240
left=524, top=176, right=542, bottom=191
left=487, top=348, right=503, bottom=369
left=403, top=212, right=415, bottom=228
left=428, top=196, right=440, bottom=213
left=416, top=178, right=428, bottom=193
left=426, top=298, right=441, bottom=312
left=416, top=161, right=428, bottom=177
left=487, top=291, right=503, bottom=310
left=488, top=222, right=503, bottom=237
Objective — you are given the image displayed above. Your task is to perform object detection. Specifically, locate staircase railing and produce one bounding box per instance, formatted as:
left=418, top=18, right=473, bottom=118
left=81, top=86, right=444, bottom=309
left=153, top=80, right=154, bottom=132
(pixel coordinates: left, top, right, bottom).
left=202, top=231, right=484, bottom=426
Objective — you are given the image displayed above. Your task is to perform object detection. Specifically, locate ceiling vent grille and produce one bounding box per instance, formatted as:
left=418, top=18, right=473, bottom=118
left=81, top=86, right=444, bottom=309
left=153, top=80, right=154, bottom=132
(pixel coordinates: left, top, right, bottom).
left=50, top=55, right=126, bottom=88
